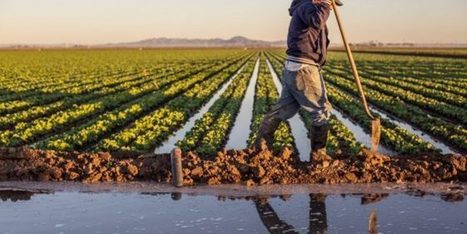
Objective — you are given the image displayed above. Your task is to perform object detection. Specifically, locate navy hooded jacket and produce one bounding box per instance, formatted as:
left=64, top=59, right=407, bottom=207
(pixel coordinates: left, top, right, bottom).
left=286, top=0, right=331, bottom=67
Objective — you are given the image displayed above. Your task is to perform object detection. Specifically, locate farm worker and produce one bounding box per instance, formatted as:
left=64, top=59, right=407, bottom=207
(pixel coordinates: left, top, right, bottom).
left=255, top=0, right=342, bottom=161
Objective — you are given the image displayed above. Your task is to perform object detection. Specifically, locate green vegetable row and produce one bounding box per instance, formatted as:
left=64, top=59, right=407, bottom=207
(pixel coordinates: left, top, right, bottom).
left=176, top=57, right=258, bottom=156
left=0, top=64, right=199, bottom=130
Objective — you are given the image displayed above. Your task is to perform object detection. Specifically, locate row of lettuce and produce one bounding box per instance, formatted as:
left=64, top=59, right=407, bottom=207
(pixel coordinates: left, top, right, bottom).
left=175, top=58, right=258, bottom=155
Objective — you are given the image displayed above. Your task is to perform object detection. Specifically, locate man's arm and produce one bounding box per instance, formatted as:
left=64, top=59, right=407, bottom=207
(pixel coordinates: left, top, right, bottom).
left=296, top=1, right=332, bottom=30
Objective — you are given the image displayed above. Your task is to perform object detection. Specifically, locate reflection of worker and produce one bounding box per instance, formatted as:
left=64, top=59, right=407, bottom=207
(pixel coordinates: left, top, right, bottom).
left=254, top=194, right=328, bottom=234
left=309, top=194, right=328, bottom=234
left=255, top=198, right=298, bottom=233
left=255, top=0, right=342, bottom=161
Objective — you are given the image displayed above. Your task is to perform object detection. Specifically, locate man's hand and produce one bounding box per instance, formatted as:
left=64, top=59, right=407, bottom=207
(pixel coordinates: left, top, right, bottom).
left=312, top=0, right=333, bottom=10
left=312, top=0, right=332, bottom=5
left=312, top=0, right=343, bottom=7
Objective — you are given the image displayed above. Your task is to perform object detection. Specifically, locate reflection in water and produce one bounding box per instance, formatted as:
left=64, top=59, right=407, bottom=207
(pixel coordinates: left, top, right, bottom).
left=0, top=190, right=34, bottom=202
left=171, top=192, right=183, bottom=201
left=369, top=210, right=378, bottom=234
left=441, top=193, right=464, bottom=202
left=1, top=186, right=465, bottom=234
left=255, top=198, right=298, bottom=233
left=254, top=194, right=329, bottom=234
left=361, top=193, right=389, bottom=205
left=252, top=191, right=465, bottom=234
left=309, top=194, right=328, bottom=234
left=0, top=188, right=52, bottom=202
left=140, top=190, right=463, bottom=234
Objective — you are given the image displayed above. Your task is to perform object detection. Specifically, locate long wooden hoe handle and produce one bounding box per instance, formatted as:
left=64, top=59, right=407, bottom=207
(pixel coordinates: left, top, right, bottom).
left=330, top=0, right=376, bottom=120
left=331, top=0, right=381, bottom=152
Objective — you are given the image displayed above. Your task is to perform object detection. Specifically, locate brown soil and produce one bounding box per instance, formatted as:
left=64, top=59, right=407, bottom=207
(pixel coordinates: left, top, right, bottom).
left=0, top=147, right=465, bottom=185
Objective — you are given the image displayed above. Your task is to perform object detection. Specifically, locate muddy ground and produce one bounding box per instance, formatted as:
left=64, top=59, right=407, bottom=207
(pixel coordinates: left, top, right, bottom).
left=0, top=147, right=465, bottom=185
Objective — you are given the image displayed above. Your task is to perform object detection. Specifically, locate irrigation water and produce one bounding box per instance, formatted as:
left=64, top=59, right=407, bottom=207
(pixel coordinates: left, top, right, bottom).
left=0, top=182, right=465, bottom=234
left=226, top=59, right=260, bottom=150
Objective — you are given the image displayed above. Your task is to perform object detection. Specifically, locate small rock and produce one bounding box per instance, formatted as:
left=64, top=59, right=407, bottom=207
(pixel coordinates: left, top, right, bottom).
left=259, top=177, right=270, bottom=185
left=126, top=164, right=139, bottom=176
left=85, top=163, right=94, bottom=174
left=98, top=152, right=112, bottom=161
left=332, top=160, right=340, bottom=167
left=87, top=173, right=102, bottom=183
left=50, top=168, right=63, bottom=179
left=279, top=147, right=292, bottom=160
left=450, top=157, right=466, bottom=171
left=207, top=177, right=220, bottom=185
left=345, top=173, right=358, bottom=182
left=253, top=165, right=266, bottom=178
left=91, top=157, right=101, bottom=167
left=229, top=165, right=241, bottom=178
left=245, top=179, right=256, bottom=187
left=38, top=172, right=50, bottom=182
left=68, top=172, right=80, bottom=180
left=64, top=161, right=75, bottom=171
left=258, top=140, right=269, bottom=152
left=191, top=167, right=204, bottom=177
left=44, top=151, right=55, bottom=159
left=208, top=166, right=219, bottom=176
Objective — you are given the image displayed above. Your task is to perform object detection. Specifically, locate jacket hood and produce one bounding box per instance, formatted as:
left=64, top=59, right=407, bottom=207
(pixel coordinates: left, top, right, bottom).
left=289, top=0, right=307, bottom=16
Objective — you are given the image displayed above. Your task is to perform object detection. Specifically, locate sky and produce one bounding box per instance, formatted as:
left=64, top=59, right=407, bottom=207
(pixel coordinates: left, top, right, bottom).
left=0, top=0, right=466, bottom=44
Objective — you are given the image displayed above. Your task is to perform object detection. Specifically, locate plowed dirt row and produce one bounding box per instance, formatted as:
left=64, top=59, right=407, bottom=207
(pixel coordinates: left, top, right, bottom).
left=0, top=147, right=465, bottom=185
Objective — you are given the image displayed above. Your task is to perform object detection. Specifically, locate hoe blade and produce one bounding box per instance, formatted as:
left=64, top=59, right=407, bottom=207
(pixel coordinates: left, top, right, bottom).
left=371, top=118, right=381, bottom=153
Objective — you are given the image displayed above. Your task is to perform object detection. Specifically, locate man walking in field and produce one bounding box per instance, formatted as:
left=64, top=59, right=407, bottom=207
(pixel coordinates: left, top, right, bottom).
left=255, top=0, right=342, bottom=161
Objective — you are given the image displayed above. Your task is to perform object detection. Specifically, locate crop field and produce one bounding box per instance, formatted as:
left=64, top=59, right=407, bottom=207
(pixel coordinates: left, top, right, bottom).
left=0, top=49, right=465, bottom=157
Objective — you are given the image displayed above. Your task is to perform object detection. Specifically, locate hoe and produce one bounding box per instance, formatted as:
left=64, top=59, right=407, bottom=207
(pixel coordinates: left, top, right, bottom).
left=332, top=0, right=381, bottom=153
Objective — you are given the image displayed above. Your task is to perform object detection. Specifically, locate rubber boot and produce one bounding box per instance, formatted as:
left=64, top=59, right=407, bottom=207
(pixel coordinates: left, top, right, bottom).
left=254, top=117, right=282, bottom=151
left=310, top=123, right=331, bottom=162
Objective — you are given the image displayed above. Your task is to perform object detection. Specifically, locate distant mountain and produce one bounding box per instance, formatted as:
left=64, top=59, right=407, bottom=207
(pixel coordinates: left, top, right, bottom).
left=2, top=38, right=466, bottom=49
left=104, top=36, right=286, bottom=48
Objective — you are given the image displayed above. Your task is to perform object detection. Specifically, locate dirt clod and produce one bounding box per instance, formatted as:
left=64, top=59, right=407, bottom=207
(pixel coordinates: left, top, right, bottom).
left=0, top=147, right=465, bottom=185
left=125, top=164, right=139, bottom=177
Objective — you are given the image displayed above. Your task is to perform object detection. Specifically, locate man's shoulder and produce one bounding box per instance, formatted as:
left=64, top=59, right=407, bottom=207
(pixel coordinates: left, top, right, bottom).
left=295, top=1, right=317, bottom=14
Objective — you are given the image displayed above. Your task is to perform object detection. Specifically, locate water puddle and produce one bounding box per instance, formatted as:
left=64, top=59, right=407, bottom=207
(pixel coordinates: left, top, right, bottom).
left=154, top=65, right=247, bottom=154
left=332, top=109, right=396, bottom=156
left=0, top=182, right=465, bottom=234
left=226, top=59, right=260, bottom=149
left=266, top=59, right=311, bottom=161
left=370, top=107, right=458, bottom=155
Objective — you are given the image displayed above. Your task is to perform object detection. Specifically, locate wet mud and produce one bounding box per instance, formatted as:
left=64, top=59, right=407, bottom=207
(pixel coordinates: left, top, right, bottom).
left=0, top=147, right=465, bottom=186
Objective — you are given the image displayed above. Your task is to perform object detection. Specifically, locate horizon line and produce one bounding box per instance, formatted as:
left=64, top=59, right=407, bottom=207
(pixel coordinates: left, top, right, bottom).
left=2, top=36, right=467, bottom=47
